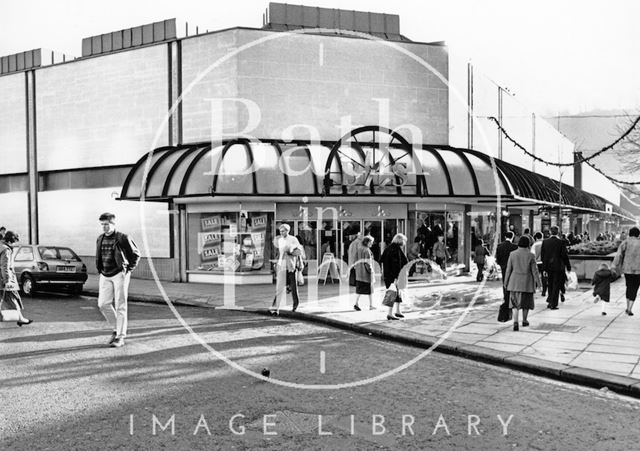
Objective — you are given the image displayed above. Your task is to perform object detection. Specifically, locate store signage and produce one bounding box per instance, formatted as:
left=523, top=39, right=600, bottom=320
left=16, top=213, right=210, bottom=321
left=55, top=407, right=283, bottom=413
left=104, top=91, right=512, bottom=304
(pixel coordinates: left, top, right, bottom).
left=201, top=216, right=221, bottom=231
left=341, top=151, right=408, bottom=187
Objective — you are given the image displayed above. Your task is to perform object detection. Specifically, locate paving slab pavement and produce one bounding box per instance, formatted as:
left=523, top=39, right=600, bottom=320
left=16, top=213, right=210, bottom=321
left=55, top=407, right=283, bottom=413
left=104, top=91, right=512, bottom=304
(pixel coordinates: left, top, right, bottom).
left=80, top=272, right=640, bottom=396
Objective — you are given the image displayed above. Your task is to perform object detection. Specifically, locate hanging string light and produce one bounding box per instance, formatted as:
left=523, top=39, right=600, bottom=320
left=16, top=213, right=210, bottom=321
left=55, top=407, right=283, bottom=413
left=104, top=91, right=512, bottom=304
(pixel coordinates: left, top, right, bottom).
left=487, top=115, right=640, bottom=185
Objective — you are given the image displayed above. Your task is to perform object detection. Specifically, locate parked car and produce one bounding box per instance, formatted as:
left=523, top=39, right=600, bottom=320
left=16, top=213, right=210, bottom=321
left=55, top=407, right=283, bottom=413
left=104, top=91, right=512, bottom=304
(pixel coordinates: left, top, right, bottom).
left=12, top=244, right=88, bottom=296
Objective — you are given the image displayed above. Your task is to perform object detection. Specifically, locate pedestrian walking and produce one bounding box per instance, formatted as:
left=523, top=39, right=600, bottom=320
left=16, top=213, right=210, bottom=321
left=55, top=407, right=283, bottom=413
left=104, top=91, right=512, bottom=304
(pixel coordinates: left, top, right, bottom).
left=354, top=235, right=376, bottom=311
left=541, top=226, right=571, bottom=310
left=348, top=232, right=363, bottom=287
left=611, top=226, right=640, bottom=316
left=271, top=224, right=302, bottom=315
left=530, top=232, right=548, bottom=296
left=522, top=228, right=534, bottom=248
left=473, top=239, right=490, bottom=282
left=0, top=231, right=33, bottom=326
left=407, top=236, right=422, bottom=277
left=592, top=262, right=615, bottom=316
left=495, top=231, right=518, bottom=322
left=0, top=226, right=5, bottom=240
left=432, top=234, right=449, bottom=273
left=504, top=236, right=541, bottom=331
left=381, top=233, right=408, bottom=320
left=96, top=212, right=140, bottom=348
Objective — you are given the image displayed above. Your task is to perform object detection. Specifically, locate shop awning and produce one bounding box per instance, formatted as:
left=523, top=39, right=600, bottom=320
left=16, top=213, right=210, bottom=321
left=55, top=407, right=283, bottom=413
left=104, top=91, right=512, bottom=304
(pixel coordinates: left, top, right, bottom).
left=489, top=156, right=635, bottom=220
left=119, top=139, right=513, bottom=201
left=118, top=128, right=634, bottom=220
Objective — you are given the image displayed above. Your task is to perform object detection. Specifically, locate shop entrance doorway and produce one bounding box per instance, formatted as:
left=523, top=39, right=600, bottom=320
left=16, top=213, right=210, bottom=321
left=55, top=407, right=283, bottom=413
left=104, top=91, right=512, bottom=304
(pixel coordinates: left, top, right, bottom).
left=339, top=219, right=405, bottom=264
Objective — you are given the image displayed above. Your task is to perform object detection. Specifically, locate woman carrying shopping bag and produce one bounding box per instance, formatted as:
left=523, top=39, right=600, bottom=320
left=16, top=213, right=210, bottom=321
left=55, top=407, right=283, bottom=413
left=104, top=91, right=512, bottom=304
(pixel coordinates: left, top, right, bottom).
left=381, top=233, right=409, bottom=320
left=0, top=231, right=33, bottom=326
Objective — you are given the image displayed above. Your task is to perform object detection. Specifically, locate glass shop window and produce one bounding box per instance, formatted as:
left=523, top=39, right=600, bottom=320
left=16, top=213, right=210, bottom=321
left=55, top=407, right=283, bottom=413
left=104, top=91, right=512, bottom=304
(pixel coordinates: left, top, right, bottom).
left=188, top=211, right=274, bottom=273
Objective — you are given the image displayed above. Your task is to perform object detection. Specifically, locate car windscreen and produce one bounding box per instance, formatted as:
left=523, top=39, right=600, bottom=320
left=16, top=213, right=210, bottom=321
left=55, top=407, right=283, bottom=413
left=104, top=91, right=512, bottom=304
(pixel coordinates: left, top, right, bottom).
left=38, top=246, right=81, bottom=261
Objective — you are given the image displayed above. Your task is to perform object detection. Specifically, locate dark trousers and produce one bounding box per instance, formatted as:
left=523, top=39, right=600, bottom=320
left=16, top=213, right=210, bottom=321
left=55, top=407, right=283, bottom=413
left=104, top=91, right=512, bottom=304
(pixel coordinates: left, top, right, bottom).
left=271, top=271, right=300, bottom=310
left=500, top=267, right=509, bottom=304
left=547, top=270, right=564, bottom=308
left=286, top=270, right=300, bottom=309
left=497, top=266, right=512, bottom=322
left=476, top=261, right=485, bottom=281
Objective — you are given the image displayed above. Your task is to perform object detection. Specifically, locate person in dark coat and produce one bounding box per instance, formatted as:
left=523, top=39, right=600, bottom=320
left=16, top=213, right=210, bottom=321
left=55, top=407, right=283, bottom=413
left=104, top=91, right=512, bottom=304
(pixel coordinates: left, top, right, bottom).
left=504, top=236, right=541, bottom=331
left=541, top=226, right=571, bottom=310
left=495, top=232, right=518, bottom=322
left=592, top=262, right=616, bottom=316
left=381, top=233, right=408, bottom=320
left=474, top=239, right=490, bottom=282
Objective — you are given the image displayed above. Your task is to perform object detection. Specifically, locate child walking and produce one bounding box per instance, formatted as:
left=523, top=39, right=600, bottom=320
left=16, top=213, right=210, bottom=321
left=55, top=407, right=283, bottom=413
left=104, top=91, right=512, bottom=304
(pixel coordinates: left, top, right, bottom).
left=592, top=262, right=615, bottom=316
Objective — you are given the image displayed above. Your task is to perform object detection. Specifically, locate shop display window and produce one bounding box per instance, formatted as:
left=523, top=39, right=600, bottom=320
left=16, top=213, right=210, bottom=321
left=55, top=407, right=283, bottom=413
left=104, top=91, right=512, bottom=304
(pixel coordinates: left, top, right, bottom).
left=188, top=211, right=274, bottom=273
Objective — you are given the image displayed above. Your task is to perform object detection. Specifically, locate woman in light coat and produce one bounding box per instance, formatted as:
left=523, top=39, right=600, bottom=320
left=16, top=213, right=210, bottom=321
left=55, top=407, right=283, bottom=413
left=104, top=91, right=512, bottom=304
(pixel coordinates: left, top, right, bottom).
left=0, top=231, right=33, bottom=326
left=504, top=236, right=540, bottom=331
left=354, top=235, right=376, bottom=311
left=612, top=226, right=640, bottom=316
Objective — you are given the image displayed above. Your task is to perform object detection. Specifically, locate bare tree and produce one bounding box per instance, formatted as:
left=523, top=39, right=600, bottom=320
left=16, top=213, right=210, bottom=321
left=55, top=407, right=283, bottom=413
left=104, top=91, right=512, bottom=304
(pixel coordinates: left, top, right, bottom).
left=614, top=111, right=640, bottom=173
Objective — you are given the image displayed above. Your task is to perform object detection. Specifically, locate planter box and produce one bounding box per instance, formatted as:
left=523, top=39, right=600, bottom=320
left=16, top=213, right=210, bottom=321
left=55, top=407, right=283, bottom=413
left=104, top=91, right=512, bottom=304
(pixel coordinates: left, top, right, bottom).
left=569, top=253, right=615, bottom=281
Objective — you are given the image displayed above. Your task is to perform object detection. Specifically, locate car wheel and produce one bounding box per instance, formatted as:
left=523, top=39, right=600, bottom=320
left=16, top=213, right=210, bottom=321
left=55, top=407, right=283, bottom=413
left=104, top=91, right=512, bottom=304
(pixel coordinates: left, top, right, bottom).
left=70, top=284, right=83, bottom=296
left=21, top=274, right=35, bottom=296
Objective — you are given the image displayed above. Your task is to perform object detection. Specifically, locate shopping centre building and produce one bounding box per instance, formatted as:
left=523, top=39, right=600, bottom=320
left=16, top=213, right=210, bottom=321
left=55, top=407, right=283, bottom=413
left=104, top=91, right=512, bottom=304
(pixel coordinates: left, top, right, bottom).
left=0, top=3, right=636, bottom=283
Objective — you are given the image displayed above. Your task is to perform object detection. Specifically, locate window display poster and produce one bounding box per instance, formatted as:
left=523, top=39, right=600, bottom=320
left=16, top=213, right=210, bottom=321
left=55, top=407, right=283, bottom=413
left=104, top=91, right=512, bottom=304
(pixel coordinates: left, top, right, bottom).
left=201, top=215, right=221, bottom=232
left=252, top=214, right=267, bottom=231
left=197, top=232, right=222, bottom=254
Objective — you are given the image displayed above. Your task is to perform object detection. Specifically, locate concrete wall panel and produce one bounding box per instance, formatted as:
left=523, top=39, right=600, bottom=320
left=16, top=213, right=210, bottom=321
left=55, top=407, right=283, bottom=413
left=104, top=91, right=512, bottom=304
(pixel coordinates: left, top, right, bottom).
left=36, top=45, right=169, bottom=171
left=0, top=73, right=27, bottom=174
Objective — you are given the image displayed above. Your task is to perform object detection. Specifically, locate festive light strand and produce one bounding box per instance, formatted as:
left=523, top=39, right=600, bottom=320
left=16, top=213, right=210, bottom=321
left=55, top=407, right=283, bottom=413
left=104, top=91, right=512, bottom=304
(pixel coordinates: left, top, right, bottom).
left=488, top=115, right=640, bottom=185
left=488, top=115, right=640, bottom=167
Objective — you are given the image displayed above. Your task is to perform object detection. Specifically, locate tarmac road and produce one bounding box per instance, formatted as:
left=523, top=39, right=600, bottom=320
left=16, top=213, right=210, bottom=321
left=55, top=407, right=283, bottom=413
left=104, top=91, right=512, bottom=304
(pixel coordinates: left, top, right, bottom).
left=1, top=294, right=639, bottom=450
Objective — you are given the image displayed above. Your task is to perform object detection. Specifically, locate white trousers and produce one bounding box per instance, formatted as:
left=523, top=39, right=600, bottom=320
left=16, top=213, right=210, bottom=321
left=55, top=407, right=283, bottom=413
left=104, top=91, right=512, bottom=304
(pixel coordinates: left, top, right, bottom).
left=98, top=271, right=131, bottom=338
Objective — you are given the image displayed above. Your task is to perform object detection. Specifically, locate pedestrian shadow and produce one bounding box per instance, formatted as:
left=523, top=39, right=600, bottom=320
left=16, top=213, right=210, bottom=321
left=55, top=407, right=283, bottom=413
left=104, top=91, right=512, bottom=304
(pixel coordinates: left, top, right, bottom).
left=0, top=317, right=277, bottom=344
left=0, top=344, right=99, bottom=361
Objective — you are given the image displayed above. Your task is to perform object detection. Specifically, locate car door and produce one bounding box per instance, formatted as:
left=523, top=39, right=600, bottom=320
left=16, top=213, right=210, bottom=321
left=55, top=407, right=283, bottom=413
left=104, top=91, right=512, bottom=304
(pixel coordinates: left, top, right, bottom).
left=12, top=245, right=35, bottom=279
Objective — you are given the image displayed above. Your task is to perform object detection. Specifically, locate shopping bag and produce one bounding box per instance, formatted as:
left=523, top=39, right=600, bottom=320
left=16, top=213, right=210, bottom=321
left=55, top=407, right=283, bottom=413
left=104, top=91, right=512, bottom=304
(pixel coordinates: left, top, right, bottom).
left=565, top=270, right=578, bottom=291
left=382, top=285, right=399, bottom=307
left=296, top=270, right=305, bottom=286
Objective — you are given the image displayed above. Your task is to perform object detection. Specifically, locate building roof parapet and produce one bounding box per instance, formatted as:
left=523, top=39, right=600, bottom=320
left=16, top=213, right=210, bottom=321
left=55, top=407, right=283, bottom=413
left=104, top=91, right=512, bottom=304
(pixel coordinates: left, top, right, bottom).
left=0, top=48, right=76, bottom=75
left=263, top=2, right=412, bottom=42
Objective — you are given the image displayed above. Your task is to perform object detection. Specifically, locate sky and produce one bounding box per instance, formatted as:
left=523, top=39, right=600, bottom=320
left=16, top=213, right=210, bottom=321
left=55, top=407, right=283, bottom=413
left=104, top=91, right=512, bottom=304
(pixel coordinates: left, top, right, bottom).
left=2, top=0, right=639, bottom=116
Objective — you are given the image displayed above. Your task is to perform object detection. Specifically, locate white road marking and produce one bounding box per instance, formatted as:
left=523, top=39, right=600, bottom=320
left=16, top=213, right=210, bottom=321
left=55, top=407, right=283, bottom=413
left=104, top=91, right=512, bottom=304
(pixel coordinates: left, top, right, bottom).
left=320, top=350, right=326, bottom=374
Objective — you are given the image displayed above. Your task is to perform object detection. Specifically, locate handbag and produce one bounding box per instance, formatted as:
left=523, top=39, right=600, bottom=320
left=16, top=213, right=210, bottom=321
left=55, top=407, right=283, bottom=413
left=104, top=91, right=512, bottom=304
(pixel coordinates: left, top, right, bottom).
left=0, top=289, right=21, bottom=322
left=382, top=284, right=399, bottom=307
left=497, top=301, right=512, bottom=322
